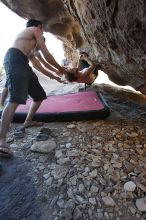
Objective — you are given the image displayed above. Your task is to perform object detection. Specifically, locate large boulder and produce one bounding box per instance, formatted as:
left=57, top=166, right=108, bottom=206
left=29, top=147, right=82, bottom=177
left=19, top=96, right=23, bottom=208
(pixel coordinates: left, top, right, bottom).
left=1, top=0, right=146, bottom=91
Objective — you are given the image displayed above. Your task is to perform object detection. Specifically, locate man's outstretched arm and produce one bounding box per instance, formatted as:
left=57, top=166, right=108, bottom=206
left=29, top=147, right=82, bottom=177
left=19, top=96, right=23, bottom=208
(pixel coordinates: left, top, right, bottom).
left=30, top=55, right=62, bottom=83
left=33, top=28, right=66, bottom=75
left=35, top=52, right=59, bottom=73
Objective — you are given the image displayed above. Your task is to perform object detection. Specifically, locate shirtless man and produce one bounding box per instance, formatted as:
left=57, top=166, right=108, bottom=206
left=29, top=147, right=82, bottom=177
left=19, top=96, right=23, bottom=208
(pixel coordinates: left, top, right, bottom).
left=64, top=53, right=99, bottom=85
left=0, top=19, right=66, bottom=157
left=0, top=42, right=63, bottom=110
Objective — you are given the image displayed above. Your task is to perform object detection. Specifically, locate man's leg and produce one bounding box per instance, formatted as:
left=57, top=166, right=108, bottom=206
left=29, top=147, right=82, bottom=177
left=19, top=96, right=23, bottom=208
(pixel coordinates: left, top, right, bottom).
left=82, top=65, right=96, bottom=75
left=77, top=52, right=90, bottom=71
left=0, top=102, right=18, bottom=155
left=23, top=100, right=43, bottom=127
left=81, top=58, right=96, bottom=77
left=79, top=53, right=96, bottom=75
left=81, top=54, right=100, bottom=83
left=25, top=69, right=46, bottom=127
left=0, top=87, right=8, bottom=108
left=79, top=59, right=96, bottom=85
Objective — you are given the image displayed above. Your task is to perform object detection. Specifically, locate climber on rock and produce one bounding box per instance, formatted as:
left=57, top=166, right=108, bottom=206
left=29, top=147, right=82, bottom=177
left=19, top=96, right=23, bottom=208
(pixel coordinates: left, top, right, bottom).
left=64, top=52, right=100, bottom=86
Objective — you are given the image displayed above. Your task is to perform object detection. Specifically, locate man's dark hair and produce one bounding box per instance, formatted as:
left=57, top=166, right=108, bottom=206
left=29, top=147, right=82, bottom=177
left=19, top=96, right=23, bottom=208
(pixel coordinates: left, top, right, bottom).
left=26, top=19, right=42, bottom=28
left=65, top=72, right=78, bottom=82
left=65, top=68, right=78, bottom=82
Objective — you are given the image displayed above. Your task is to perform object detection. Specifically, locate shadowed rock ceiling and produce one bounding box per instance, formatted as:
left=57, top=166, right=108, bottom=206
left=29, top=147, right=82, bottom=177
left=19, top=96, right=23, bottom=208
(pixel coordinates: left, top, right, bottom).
left=1, top=0, right=146, bottom=92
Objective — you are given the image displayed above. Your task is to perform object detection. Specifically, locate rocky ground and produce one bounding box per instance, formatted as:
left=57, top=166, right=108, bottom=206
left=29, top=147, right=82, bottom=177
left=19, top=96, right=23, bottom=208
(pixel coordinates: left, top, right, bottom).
left=0, top=83, right=146, bottom=220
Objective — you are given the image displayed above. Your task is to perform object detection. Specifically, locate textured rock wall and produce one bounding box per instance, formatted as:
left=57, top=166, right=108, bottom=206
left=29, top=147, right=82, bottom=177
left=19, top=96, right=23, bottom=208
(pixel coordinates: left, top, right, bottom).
left=63, top=0, right=146, bottom=89
left=1, top=0, right=146, bottom=90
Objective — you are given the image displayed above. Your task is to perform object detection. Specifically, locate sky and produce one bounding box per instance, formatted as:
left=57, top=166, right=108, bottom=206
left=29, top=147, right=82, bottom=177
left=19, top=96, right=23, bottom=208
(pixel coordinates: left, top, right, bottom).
left=0, top=2, right=64, bottom=65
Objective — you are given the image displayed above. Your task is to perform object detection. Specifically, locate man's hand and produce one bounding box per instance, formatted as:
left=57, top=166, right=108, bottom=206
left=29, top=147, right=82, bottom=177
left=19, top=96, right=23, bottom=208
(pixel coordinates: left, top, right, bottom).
left=54, top=76, right=68, bottom=84
left=58, top=66, right=67, bottom=75
left=54, top=76, right=63, bottom=83
left=55, top=70, right=62, bottom=76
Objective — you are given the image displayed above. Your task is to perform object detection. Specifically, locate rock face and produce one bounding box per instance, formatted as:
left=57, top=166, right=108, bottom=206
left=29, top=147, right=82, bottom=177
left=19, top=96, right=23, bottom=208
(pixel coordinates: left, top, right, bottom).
left=63, top=0, right=146, bottom=90
left=1, top=0, right=146, bottom=90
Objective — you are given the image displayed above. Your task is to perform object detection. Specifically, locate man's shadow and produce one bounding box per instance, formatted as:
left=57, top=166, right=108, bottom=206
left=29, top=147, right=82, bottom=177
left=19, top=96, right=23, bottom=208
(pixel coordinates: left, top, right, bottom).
left=0, top=157, right=43, bottom=220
